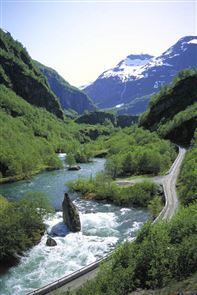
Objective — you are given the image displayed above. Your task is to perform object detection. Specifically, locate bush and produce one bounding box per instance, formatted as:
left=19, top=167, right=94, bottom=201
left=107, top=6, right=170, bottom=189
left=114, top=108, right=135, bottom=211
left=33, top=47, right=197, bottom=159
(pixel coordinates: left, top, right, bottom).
left=0, top=193, right=53, bottom=262
left=103, top=127, right=176, bottom=178
left=67, top=174, right=161, bottom=208
left=178, top=131, right=197, bottom=205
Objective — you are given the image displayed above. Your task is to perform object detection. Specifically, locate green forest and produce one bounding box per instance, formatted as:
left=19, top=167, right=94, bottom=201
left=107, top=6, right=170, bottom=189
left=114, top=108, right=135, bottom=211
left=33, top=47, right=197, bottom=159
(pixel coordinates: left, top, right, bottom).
left=0, top=193, right=53, bottom=267
left=0, top=85, right=113, bottom=182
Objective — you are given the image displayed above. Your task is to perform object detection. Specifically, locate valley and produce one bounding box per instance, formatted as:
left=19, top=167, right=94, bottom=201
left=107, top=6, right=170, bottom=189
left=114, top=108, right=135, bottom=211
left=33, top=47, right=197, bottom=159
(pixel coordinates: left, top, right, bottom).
left=0, top=157, right=149, bottom=295
left=0, top=28, right=196, bottom=295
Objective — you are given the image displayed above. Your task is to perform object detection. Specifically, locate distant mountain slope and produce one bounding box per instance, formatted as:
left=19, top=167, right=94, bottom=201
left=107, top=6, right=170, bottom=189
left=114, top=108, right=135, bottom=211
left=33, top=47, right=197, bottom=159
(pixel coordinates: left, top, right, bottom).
left=139, top=70, right=197, bottom=145
left=75, top=110, right=138, bottom=128
left=84, top=36, right=197, bottom=112
left=36, top=61, right=95, bottom=114
left=0, top=29, right=63, bottom=118
left=114, top=94, right=152, bottom=116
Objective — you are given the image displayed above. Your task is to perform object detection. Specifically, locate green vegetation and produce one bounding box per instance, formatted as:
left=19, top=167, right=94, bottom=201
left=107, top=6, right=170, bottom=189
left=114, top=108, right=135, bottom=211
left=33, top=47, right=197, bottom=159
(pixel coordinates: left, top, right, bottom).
left=76, top=110, right=138, bottom=128
left=0, top=86, right=78, bottom=181
left=68, top=125, right=168, bottom=167
left=0, top=193, right=53, bottom=264
left=71, top=146, right=94, bottom=163
left=67, top=173, right=162, bottom=209
left=103, top=127, right=176, bottom=178
left=75, top=126, right=176, bottom=179
left=148, top=196, right=163, bottom=220
left=67, top=126, right=175, bottom=213
left=70, top=203, right=197, bottom=295
left=140, top=69, right=197, bottom=145
left=76, top=111, right=116, bottom=125
left=178, top=130, right=197, bottom=206
left=66, top=72, right=197, bottom=295
left=66, top=154, right=77, bottom=167
left=128, top=272, right=197, bottom=295
left=0, top=29, right=63, bottom=118
left=0, top=85, right=114, bottom=181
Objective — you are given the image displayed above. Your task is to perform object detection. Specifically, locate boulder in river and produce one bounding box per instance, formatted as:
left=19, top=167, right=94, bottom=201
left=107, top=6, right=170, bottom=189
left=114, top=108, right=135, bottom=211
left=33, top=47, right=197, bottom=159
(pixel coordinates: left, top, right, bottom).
left=62, top=193, right=81, bottom=232
left=68, top=165, right=81, bottom=171
left=46, top=237, right=57, bottom=247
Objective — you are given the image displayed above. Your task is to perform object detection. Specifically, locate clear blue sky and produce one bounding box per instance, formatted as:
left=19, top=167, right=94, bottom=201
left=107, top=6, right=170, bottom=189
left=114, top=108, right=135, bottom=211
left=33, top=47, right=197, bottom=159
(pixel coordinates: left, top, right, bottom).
left=1, top=0, right=197, bottom=86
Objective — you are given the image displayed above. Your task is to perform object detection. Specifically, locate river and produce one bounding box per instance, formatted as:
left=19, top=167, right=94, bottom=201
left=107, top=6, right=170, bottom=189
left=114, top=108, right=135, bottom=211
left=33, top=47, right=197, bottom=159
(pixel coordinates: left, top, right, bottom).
left=0, top=156, right=149, bottom=295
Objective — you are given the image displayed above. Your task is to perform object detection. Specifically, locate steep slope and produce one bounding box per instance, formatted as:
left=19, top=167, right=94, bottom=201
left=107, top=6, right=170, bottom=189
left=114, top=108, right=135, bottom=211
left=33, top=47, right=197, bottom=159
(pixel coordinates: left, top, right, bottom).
left=36, top=61, right=95, bottom=114
left=115, top=94, right=152, bottom=116
left=0, top=85, right=83, bottom=181
left=0, top=29, right=63, bottom=118
left=139, top=70, right=197, bottom=145
left=84, top=36, right=197, bottom=112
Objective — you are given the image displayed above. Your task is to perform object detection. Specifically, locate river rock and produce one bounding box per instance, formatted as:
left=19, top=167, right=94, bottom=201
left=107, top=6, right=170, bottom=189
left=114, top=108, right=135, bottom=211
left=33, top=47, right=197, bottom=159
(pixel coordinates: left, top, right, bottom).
left=46, top=236, right=57, bottom=247
left=68, top=165, right=81, bottom=171
left=62, top=193, right=81, bottom=232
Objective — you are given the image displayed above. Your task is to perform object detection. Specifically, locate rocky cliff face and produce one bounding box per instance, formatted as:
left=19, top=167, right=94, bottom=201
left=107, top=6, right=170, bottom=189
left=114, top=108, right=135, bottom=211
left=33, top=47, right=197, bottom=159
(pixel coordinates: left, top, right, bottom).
left=0, top=29, right=63, bottom=119
left=140, top=71, right=197, bottom=145
left=62, top=193, right=81, bottom=232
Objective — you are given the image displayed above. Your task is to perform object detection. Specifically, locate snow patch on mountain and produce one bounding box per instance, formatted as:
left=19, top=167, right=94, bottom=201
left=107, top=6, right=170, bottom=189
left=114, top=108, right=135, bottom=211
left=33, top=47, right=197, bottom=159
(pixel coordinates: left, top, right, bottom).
left=115, top=103, right=124, bottom=108
left=100, top=55, right=153, bottom=82
left=188, top=39, right=197, bottom=45
left=80, top=82, right=92, bottom=90
left=145, top=57, right=173, bottom=69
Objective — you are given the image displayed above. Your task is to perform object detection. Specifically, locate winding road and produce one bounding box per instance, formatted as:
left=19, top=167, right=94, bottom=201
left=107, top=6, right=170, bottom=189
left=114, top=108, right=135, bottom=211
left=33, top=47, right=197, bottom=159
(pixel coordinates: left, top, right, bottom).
left=116, top=146, right=186, bottom=221
left=27, top=147, right=186, bottom=295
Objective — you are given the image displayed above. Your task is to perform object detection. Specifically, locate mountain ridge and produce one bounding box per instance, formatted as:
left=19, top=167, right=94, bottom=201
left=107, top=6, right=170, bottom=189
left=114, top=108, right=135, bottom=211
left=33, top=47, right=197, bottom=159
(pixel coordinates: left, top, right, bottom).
left=36, top=61, right=96, bottom=115
left=0, top=29, right=64, bottom=119
left=83, top=36, right=197, bottom=113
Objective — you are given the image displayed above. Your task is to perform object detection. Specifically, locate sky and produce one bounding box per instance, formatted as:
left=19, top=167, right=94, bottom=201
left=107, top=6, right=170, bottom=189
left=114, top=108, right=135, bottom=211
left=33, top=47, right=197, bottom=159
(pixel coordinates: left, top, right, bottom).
left=1, top=0, right=197, bottom=86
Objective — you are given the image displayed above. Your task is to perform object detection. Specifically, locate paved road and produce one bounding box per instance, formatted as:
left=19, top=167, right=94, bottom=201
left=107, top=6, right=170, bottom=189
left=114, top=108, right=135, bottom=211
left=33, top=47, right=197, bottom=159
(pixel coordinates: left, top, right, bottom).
left=160, top=147, right=186, bottom=220
left=28, top=147, right=186, bottom=295
left=116, top=147, right=186, bottom=220
left=48, top=268, right=99, bottom=295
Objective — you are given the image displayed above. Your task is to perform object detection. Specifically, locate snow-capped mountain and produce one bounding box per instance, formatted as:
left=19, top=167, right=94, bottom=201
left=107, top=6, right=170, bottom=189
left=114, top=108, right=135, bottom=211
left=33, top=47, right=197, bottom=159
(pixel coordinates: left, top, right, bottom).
left=100, top=54, right=153, bottom=82
left=83, top=36, right=197, bottom=113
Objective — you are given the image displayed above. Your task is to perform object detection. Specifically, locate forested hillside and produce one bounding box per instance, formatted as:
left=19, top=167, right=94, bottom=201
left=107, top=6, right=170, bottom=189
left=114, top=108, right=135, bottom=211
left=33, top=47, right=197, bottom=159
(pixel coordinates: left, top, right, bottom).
left=0, top=86, right=113, bottom=182
left=0, top=29, right=63, bottom=118
left=140, top=70, right=197, bottom=145
left=36, top=61, right=95, bottom=114
left=67, top=71, right=197, bottom=295
left=0, top=85, right=78, bottom=181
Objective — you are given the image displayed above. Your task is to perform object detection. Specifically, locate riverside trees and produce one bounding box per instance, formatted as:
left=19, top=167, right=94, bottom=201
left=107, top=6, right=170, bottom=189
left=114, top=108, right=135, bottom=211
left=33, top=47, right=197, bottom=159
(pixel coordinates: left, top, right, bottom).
left=0, top=193, right=53, bottom=265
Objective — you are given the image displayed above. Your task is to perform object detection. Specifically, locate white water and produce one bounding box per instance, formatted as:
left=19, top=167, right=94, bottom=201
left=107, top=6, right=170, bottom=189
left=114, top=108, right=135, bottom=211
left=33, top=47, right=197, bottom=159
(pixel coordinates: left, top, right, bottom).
left=0, top=158, right=149, bottom=295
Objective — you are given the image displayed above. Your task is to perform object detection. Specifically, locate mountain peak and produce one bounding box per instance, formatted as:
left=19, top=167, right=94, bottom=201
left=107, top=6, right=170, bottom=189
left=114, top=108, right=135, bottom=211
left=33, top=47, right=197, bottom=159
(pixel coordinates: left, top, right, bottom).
left=100, top=53, right=153, bottom=82
left=84, top=35, right=197, bottom=111
left=162, top=35, right=197, bottom=57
